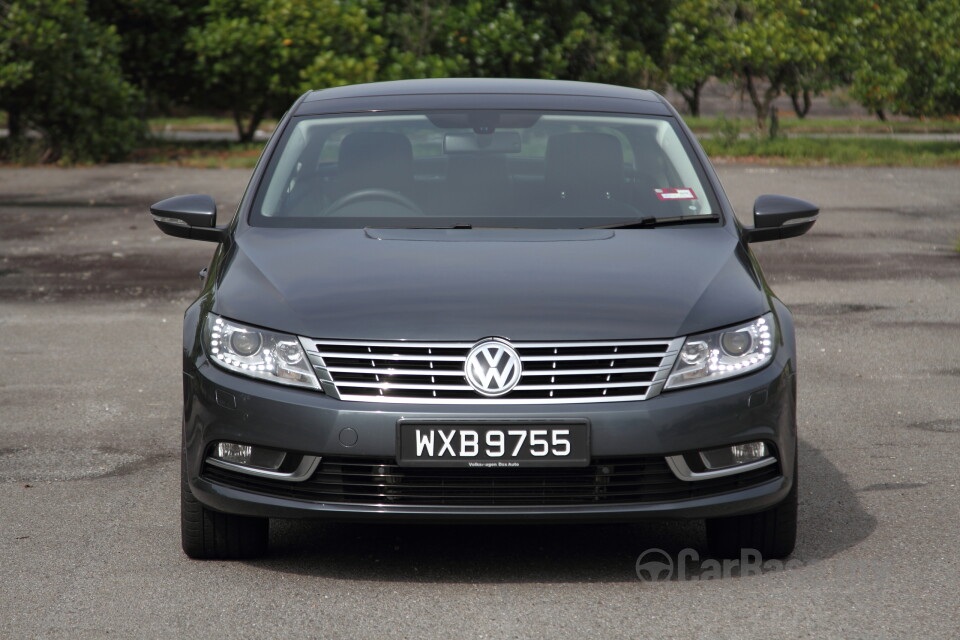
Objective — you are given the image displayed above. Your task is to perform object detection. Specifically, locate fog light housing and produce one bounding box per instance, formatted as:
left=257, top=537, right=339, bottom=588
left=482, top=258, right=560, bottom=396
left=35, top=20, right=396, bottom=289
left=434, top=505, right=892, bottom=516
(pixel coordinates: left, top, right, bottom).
left=215, top=442, right=252, bottom=465
left=206, top=443, right=321, bottom=482
left=213, top=442, right=285, bottom=470
left=700, top=441, right=769, bottom=470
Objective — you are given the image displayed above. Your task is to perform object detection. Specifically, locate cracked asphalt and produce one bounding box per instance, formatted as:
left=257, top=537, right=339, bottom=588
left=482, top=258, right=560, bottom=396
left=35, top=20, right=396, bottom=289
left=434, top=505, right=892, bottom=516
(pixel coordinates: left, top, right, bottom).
left=1, top=163, right=958, bottom=639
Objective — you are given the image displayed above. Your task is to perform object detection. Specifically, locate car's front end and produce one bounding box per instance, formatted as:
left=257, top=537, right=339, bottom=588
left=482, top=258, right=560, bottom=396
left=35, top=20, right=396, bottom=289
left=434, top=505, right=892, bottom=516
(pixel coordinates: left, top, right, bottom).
left=184, top=311, right=796, bottom=524
left=153, top=79, right=816, bottom=559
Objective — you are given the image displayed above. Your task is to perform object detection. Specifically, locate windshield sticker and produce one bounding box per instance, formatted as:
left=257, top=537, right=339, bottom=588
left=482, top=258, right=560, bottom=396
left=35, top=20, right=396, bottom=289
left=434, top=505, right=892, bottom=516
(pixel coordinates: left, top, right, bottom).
left=655, top=188, right=697, bottom=201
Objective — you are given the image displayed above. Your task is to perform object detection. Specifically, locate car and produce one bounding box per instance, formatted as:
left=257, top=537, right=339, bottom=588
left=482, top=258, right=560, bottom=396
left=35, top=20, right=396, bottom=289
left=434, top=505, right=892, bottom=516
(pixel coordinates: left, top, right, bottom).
left=151, top=78, right=818, bottom=561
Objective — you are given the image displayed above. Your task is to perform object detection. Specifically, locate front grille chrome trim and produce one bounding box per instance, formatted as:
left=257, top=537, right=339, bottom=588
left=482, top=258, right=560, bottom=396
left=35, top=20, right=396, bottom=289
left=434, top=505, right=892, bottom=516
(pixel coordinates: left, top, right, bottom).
left=300, top=337, right=685, bottom=404
left=665, top=454, right=777, bottom=482
left=205, top=455, right=321, bottom=482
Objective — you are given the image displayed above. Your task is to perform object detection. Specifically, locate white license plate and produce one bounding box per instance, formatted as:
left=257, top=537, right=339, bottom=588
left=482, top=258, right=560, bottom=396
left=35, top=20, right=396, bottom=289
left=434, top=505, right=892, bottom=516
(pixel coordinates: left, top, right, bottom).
left=398, top=421, right=589, bottom=468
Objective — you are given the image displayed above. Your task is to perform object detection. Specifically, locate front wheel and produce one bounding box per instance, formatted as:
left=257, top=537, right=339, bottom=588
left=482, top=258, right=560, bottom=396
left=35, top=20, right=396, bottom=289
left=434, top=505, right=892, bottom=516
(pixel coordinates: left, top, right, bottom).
left=706, top=463, right=798, bottom=560
left=181, top=455, right=268, bottom=560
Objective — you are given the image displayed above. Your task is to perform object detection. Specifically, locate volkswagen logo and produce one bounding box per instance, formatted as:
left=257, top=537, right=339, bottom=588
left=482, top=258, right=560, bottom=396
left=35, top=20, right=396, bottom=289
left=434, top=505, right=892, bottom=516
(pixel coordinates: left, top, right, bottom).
left=464, top=339, right=523, bottom=397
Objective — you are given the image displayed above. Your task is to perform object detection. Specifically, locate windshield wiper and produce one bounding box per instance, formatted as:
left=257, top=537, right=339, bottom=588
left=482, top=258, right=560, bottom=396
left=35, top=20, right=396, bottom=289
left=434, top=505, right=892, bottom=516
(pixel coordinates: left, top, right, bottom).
left=372, top=223, right=474, bottom=230
left=590, top=214, right=721, bottom=229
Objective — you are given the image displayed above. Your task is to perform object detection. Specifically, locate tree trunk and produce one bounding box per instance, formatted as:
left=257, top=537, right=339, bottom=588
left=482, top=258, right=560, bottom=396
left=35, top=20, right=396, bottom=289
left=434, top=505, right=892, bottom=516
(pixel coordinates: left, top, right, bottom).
left=232, top=111, right=246, bottom=142
left=743, top=70, right=767, bottom=132
left=790, top=90, right=811, bottom=119
left=7, top=106, right=22, bottom=139
left=681, top=81, right=704, bottom=117
left=744, top=68, right=786, bottom=136
left=769, top=105, right=780, bottom=139
left=233, top=102, right=268, bottom=143
left=875, top=109, right=887, bottom=122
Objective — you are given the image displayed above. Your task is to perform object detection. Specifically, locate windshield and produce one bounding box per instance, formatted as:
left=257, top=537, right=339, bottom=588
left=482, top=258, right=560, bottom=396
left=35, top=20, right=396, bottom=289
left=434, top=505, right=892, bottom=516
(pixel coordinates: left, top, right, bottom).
left=250, top=110, right=717, bottom=228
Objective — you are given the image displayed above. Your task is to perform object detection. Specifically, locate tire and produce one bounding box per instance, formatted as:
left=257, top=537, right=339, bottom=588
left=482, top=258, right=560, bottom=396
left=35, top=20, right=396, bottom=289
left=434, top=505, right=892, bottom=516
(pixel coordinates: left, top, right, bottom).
left=181, top=455, right=269, bottom=560
left=706, top=462, right=798, bottom=560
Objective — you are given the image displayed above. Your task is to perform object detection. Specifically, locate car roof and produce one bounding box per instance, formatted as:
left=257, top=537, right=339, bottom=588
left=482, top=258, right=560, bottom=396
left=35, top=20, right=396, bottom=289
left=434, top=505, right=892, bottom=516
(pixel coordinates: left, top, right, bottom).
left=295, top=78, right=672, bottom=116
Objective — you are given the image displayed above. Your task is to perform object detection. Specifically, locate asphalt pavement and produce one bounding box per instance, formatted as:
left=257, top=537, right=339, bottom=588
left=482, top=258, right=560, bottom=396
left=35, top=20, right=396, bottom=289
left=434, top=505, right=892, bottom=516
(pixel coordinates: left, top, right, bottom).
left=0, top=163, right=958, bottom=639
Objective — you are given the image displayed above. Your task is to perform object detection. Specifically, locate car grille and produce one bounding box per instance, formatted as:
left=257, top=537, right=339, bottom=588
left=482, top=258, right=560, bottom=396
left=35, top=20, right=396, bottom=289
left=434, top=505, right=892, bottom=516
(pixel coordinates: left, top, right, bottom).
left=203, top=456, right=781, bottom=507
left=300, top=338, right=684, bottom=404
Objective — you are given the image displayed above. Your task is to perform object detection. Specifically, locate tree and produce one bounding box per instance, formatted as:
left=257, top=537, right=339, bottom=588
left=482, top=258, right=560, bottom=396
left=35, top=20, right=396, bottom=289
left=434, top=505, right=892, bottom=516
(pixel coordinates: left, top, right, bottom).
left=449, top=1, right=565, bottom=79
left=86, top=0, right=206, bottom=112
left=716, top=0, right=830, bottom=132
left=851, top=0, right=960, bottom=119
left=0, top=0, right=144, bottom=163
left=379, top=0, right=468, bottom=80
left=664, top=0, right=735, bottom=116
left=188, top=0, right=384, bottom=142
left=547, top=0, right=666, bottom=88
left=779, top=1, right=859, bottom=119
left=381, top=0, right=666, bottom=86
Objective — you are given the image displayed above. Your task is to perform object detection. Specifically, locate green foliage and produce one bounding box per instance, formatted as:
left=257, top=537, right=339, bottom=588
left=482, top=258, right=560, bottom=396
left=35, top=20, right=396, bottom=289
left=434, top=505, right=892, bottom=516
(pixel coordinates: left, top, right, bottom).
left=454, top=1, right=560, bottom=78
left=188, top=0, right=384, bottom=141
left=86, top=0, right=205, bottom=111
left=379, top=1, right=468, bottom=80
left=0, top=0, right=144, bottom=163
left=664, top=0, right=735, bottom=115
left=850, top=0, right=960, bottom=118
left=663, top=0, right=840, bottom=125
left=712, top=114, right=744, bottom=145
left=3, top=0, right=959, bottom=162
left=726, top=0, right=832, bottom=131
left=549, top=2, right=664, bottom=87
left=378, top=0, right=665, bottom=87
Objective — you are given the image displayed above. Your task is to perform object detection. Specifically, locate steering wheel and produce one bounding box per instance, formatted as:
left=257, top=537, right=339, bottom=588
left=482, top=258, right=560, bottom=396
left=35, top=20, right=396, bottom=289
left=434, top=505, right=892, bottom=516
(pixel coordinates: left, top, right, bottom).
left=323, top=188, right=425, bottom=216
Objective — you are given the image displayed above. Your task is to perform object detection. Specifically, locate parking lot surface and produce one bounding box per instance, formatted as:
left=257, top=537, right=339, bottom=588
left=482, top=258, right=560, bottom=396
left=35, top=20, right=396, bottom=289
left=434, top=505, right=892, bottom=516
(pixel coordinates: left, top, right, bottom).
left=1, top=164, right=958, bottom=638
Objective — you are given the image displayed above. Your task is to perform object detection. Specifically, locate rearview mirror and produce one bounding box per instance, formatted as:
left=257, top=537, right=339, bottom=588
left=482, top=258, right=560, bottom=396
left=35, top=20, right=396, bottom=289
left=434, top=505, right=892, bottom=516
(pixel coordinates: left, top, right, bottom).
left=443, top=131, right=521, bottom=154
left=744, top=194, right=819, bottom=243
left=150, top=194, right=227, bottom=243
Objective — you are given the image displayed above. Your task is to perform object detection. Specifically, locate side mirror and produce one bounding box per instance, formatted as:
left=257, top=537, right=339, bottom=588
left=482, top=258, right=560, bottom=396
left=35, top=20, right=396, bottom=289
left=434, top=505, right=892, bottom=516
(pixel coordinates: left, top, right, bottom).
left=744, top=194, right=819, bottom=243
left=150, top=194, right=227, bottom=243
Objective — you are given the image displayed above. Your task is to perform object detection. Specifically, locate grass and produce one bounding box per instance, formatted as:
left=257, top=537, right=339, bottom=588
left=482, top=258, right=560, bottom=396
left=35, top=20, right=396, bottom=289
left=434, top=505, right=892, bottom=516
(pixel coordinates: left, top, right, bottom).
left=148, top=115, right=278, bottom=132
left=124, top=135, right=960, bottom=170
left=700, top=136, right=960, bottom=167
left=128, top=140, right=266, bottom=169
left=5, top=115, right=959, bottom=168
left=684, top=115, right=960, bottom=135
left=127, top=131, right=960, bottom=170
left=148, top=114, right=960, bottom=137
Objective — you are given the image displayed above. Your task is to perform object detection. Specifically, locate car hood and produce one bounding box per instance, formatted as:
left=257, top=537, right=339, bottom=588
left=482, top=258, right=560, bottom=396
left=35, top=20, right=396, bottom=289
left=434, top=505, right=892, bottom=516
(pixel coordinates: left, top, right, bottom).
left=213, top=226, right=767, bottom=341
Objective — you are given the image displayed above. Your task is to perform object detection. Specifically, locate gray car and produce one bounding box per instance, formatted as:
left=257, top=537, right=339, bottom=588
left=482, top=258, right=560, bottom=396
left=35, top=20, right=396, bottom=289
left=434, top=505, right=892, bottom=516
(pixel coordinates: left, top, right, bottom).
left=151, top=79, right=818, bottom=560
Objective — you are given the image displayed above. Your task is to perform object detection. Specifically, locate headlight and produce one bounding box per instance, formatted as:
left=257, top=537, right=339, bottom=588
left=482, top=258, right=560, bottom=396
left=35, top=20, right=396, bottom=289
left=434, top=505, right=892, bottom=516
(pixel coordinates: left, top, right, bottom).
left=665, top=313, right=776, bottom=390
left=203, top=314, right=320, bottom=390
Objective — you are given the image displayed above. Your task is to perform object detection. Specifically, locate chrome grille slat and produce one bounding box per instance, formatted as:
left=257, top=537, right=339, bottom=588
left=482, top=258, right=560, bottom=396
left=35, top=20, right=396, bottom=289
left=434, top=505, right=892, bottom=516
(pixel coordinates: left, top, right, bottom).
left=319, top=351, right=466, bottom=362
left=326, top=365, right=660, bottom=376
left=520, top=352, right=668, bottom=362
left=326, top=366, right=468, bottom=376
left=334, top=380, right=665, bottom=392
left=301, top=337, right=684, bottom=404
left=337, top=381, right=476, bottom=391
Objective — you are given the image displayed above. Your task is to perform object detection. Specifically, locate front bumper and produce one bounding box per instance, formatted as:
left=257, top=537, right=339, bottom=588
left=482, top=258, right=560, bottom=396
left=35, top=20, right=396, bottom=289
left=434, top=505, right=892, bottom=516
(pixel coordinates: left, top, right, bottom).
left=183, top=348, right=796, bottom=522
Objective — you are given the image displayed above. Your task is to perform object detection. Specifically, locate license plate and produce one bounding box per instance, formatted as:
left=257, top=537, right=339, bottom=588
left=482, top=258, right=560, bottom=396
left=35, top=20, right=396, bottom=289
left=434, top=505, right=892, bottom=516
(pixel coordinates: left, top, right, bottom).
left=398, top=421, right=589, bottom=468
